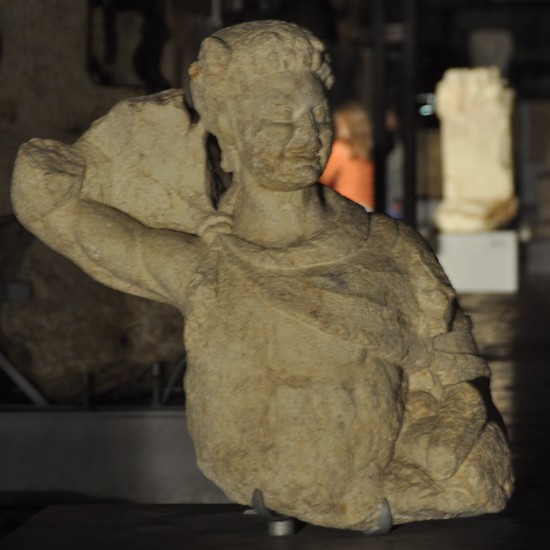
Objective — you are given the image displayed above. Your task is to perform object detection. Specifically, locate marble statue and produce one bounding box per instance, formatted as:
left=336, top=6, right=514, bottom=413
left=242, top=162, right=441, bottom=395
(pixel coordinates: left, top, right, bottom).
left=435, top=67, right=518, bottom=232
left=12, top=21, right=513, bottom=534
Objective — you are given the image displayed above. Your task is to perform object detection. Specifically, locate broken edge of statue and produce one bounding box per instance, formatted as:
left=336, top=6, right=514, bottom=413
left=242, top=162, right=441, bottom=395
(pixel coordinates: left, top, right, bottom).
left=11, top=20, right=513, bottom=533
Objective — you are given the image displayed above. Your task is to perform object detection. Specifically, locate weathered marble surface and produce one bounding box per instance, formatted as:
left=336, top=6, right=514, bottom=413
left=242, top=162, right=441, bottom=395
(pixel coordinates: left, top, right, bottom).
left=11, top=21, right=513, bottom=532
left=435, top=67, right=517, bottom=232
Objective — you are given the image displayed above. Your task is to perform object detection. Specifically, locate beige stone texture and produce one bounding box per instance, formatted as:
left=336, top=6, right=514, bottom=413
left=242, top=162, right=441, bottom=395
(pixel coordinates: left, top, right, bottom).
left=533, top=174, right=550, bottom=239
left=435, top=67, right=518, bottom=232
left=11, top=21, right=513, bottom=531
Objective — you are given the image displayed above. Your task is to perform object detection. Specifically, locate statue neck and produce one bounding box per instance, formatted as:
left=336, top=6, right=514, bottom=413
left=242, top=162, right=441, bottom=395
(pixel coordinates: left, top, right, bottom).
left=219, top=172, right=326, bottom=248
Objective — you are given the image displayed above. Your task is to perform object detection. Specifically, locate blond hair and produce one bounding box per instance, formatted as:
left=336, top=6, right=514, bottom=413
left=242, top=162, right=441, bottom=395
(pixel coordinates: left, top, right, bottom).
left=334, top=101, right=373, bottom=161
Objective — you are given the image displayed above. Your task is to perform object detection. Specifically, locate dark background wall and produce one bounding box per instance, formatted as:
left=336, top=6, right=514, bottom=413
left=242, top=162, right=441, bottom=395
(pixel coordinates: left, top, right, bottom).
left=2, top=0, right=550, bottom=403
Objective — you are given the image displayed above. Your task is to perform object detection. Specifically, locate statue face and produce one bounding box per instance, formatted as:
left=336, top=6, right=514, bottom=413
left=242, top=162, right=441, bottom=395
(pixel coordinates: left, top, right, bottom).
left=231, top=71, right=332, bottom=191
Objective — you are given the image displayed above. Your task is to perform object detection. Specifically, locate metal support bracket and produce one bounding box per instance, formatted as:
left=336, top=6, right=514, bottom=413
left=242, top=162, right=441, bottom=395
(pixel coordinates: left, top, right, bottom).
left=252, top=488, right=296, bottom=536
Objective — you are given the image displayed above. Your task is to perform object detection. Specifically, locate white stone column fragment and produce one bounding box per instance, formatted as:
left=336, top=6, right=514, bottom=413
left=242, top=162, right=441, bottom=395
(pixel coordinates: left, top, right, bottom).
left=435, top=67, right=517, bottom=232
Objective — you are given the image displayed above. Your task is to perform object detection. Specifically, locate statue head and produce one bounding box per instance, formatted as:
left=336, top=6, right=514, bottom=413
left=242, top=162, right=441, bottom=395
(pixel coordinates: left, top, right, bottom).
left=189, top=20, right=334, bottom=190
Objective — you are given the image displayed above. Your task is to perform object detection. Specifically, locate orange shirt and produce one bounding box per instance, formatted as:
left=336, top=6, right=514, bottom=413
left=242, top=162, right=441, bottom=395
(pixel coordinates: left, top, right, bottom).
left=319, top=139, right=375, bottom=209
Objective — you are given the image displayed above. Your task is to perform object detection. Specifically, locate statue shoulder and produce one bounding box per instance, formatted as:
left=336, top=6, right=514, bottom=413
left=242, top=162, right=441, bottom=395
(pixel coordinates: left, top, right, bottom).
left=368, top=214, right=457, bottom=336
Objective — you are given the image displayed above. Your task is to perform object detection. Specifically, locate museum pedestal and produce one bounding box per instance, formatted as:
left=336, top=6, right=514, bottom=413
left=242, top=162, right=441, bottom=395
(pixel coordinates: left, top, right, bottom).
left=436, top=231, right=519, bottom=293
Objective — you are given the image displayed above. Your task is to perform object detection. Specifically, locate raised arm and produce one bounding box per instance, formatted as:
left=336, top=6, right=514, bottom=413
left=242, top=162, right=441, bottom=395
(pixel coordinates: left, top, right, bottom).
left=12, top=138, right=205, bottom=310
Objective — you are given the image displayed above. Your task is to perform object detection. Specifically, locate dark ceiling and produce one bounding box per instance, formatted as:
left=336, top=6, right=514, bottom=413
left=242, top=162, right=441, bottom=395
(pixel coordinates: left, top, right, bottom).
left=221, top=0, right=550, bottom=97
left=415, top=0, right=550, bottom=96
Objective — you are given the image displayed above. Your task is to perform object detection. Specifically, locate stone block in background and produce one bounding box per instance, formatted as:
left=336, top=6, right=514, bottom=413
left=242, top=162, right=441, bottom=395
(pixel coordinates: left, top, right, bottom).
left=435, top=67, right=517, bottom=232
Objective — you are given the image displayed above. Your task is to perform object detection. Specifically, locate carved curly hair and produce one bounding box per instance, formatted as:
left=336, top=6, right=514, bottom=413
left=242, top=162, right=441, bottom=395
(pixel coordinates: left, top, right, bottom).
left=189, top=20, right=333, bottom=135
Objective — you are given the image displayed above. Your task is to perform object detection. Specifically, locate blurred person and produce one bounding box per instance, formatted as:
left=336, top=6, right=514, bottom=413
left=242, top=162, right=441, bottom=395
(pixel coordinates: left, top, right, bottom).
left=320, top=101, right=375, bottom=211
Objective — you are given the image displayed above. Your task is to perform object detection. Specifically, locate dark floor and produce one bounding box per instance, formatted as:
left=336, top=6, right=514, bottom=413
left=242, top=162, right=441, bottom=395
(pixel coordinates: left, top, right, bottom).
left=1, top=274, right=549, bottom=549
left=0, top=498, right=547, bottom=550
